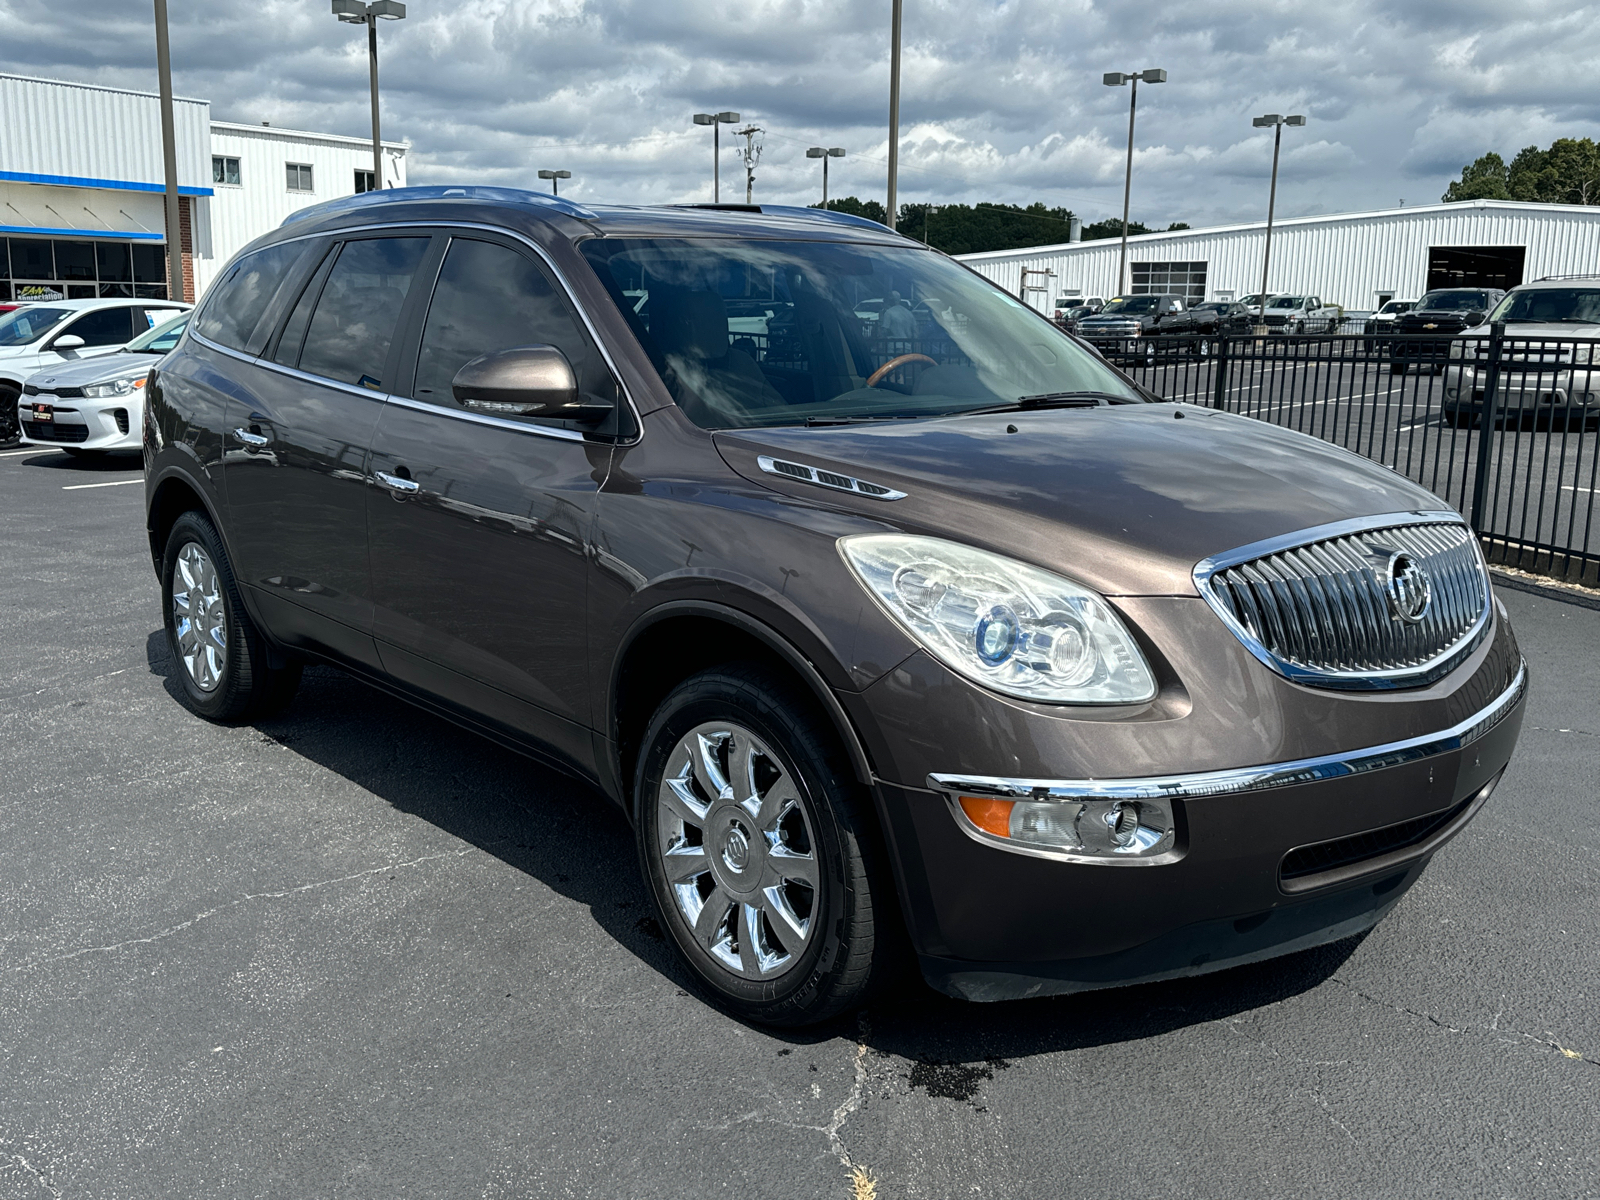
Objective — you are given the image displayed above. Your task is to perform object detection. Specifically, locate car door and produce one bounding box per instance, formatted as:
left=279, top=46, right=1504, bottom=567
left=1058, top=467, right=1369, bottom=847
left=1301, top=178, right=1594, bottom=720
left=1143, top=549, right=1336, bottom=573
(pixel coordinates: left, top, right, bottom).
left=220, top=232, right=434, bottom=668
left=365, top=232, right=621, bottom=768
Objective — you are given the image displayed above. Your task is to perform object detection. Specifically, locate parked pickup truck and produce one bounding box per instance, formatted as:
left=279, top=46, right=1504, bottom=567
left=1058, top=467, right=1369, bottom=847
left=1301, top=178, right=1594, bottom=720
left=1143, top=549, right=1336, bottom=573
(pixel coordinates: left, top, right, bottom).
left=1259, top=293, right=1342, bottom=333
left=1075, top=293, right=1190, bottom=366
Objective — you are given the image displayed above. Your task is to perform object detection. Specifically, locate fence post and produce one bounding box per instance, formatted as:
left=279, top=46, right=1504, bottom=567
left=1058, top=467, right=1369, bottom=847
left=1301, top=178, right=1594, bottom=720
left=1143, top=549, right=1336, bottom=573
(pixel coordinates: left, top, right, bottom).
left=1211, top=335, right=1231, bottom=409
left=1468, top=320, right=1506, bottom=533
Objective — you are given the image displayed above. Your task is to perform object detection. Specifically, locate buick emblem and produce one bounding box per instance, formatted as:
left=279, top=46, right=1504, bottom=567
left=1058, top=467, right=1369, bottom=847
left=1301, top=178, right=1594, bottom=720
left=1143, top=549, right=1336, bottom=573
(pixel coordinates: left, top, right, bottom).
left=1385, top=552, right=1432, bottom=624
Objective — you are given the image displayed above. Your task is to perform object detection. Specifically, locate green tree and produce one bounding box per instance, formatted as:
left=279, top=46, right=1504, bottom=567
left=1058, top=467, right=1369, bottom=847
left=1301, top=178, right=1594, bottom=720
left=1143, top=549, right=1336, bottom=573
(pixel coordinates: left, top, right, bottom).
left=1447, top=139, right=1600, bottom=205
left=811, top=196, right=887, bottom=224
left=1443, top=152, right=1511, bottom=202
left=1080, top=217, right=1152, bottom=240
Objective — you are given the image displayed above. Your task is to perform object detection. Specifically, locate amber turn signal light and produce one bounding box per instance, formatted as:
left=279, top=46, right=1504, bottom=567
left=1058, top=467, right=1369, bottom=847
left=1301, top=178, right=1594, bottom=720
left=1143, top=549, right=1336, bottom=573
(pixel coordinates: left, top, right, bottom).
left=958, top=795, right=1015, bottom=837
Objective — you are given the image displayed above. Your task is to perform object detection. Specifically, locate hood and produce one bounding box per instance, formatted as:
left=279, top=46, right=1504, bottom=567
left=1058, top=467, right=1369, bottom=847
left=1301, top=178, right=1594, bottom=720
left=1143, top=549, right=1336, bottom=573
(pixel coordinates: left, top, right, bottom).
left=714, top=405, right=1443, bottom=597
left=1454, top=322, right=1598, bottom=341
left=24, top=350, right=152, bottom=389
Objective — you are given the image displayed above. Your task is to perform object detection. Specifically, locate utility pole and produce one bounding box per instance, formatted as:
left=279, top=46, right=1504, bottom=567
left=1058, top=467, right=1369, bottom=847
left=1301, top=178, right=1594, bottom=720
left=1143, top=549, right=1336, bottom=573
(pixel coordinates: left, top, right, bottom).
left=735, top=125, right=763, bottom=204
left=153, top=0, right=185, bottom=302
left=887, top=0, right=902, bottom=230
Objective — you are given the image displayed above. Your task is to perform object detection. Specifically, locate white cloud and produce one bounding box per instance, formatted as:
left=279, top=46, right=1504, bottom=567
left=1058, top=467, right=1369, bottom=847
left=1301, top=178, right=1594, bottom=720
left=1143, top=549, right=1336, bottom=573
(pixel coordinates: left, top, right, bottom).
left=0, top=0, right=1593, bottom=227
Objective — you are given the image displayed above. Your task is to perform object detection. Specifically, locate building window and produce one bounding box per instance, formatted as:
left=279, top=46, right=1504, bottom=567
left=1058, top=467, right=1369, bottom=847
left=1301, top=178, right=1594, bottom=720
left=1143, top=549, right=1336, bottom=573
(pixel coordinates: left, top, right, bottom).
left=0, top=237, right=169, bottom=303
left=1131, top=261, right=1208, bottom=303
left=354, top=169, right=377, bottom=194
left=212, top=156, right=241, bottom=186
left=286, top=162, right=315, bottom=193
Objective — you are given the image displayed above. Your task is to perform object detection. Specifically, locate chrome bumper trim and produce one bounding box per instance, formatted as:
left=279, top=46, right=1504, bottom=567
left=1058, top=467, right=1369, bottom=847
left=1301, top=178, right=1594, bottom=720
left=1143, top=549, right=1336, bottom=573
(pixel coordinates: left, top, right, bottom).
left=928, top=660, right=1525, bottom=804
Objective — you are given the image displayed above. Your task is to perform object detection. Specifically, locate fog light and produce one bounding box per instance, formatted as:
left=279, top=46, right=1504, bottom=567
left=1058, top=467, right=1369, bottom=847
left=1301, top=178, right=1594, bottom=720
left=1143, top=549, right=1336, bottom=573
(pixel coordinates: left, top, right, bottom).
left=955, top=793, right=1176, bottom=860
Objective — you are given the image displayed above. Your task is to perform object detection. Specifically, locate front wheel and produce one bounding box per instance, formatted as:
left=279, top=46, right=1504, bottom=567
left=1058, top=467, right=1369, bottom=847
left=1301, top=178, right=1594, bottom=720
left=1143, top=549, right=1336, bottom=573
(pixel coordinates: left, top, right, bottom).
left=1194, top=337, right=1212, bottom=360
left=161, top=510, right=301, bottom=721
left=1391, top=360, right=1407, bottom=375
left=0, top=384, right=19, bottom=445
left=1141, top=341, right=1157, bottom=369
left=635, top=665, right=889, bottom=1026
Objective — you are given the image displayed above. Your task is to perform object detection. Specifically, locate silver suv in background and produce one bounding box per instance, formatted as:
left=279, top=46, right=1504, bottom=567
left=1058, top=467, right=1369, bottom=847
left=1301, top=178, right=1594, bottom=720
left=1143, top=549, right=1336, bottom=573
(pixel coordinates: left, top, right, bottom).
left=1443, top=279, right=1600, bottom=428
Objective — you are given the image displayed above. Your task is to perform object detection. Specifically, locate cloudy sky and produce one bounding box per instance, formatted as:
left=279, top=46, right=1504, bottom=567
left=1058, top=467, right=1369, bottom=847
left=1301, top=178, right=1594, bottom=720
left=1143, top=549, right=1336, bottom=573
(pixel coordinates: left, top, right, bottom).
left=2, top=0, right=1596, bottom=231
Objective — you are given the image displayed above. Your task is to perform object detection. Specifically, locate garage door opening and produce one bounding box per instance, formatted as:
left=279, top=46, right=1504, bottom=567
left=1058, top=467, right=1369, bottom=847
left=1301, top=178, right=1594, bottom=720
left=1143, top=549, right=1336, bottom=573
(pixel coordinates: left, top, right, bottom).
left=1427, top=246, right=1526, bottom=292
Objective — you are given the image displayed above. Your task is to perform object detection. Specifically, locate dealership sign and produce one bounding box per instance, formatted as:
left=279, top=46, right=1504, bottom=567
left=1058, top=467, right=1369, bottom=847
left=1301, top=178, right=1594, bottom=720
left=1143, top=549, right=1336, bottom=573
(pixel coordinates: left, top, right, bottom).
left=16, top=285, right=64, bottom=301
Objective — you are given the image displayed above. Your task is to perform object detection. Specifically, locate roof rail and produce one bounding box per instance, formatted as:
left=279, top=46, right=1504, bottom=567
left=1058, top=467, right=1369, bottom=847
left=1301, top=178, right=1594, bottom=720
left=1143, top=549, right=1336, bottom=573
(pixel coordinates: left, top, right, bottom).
left=280, top=185, right=598, bottom=227
left=674, top=203, right=763, bottom=212
left=756, top=204, right=900, bottom=233
left=1534, top=274, right=1600, bottom=282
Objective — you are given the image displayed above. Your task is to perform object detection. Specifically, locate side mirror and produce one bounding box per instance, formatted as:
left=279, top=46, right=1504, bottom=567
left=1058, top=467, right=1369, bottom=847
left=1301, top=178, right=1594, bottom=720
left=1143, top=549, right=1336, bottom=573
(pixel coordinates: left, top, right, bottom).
left=52, top=334, right=85, bottom=351
left=451, top=345, right=611, bottom=424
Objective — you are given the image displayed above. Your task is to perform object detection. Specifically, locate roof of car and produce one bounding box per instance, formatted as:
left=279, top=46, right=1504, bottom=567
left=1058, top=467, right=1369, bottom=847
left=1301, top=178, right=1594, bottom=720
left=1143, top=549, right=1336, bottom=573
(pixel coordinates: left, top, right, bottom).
left=7, top=297, right=189, bottom=312
left=272, top=185, right=916, bottom=246
left=1514, top=276, right=1600, bottom=291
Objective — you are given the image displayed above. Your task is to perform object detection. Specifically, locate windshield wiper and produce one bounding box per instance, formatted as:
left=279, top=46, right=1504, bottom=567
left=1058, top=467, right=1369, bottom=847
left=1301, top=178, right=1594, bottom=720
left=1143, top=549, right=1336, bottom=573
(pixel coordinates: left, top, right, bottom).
left=959, top=391, right=1129, bottom=416
left=801, top=413, right=926, bottom=426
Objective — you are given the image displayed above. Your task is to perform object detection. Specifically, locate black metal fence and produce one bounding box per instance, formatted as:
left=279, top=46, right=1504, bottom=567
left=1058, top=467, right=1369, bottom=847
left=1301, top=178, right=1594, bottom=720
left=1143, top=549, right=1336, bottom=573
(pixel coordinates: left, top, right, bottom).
left=1107, top=326, right=1600, bottom=587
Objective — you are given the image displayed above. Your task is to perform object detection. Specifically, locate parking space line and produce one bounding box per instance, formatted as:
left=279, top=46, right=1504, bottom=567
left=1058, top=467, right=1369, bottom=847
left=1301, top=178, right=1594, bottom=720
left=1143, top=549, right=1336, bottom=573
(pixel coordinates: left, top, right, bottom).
left=0, top=447, right=63, bottom=457
left=61, top=478, right=142, bottom=491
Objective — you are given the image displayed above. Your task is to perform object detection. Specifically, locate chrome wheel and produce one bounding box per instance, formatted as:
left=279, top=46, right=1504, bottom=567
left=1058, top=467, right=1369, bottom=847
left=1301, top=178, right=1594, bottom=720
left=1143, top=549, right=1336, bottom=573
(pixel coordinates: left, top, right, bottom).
left=172, top=541, right=227, bottom=692
left=655, top=721, right=819, bottom=980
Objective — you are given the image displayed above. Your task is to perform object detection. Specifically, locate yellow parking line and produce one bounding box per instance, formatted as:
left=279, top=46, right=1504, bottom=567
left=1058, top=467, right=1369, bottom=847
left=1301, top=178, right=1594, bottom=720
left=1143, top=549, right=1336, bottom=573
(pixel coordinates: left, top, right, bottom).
left=61, top=478, right=142, bottom=491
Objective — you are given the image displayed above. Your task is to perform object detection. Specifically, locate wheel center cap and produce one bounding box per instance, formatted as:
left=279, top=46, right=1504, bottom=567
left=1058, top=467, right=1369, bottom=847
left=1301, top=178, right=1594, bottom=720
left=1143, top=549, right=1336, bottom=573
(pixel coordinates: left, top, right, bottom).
left=721, top=823, right=751, bottom=873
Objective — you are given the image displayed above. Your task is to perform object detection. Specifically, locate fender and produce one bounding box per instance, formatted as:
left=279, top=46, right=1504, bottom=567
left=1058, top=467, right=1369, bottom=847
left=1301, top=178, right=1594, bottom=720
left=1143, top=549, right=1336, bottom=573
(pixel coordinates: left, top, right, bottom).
left=608, top=597, right=878, bottom=799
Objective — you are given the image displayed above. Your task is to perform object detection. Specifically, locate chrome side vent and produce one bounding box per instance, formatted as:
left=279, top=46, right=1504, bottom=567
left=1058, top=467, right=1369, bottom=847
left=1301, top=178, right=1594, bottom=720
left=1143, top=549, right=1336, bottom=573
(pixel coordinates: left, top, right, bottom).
left=756, top=455, right=906, bottom=501
left=1195, top=512, right=1492, bottom=690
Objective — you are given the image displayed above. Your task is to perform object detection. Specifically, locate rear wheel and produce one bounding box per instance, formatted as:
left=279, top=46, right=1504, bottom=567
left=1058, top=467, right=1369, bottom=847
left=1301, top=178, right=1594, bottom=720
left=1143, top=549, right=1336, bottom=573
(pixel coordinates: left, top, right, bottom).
left=161, top=510, right=301, bottom=721
left=635, top=665, right=888, bottom=1026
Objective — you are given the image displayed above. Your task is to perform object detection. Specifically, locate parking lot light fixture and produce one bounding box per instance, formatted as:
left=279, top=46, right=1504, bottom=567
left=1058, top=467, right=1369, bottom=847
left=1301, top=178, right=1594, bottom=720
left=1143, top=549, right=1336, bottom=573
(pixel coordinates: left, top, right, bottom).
left=1103, top=68, right=1166, bottom=297
left=806, top=147, right=846, bottom=208
left=693, top=111, right=741, bottom=202
left=1251, top=113, right=1307, bottom=325
left=537, top=169, right=572, bottom=196
left=331, top=0, right=406, bottom=192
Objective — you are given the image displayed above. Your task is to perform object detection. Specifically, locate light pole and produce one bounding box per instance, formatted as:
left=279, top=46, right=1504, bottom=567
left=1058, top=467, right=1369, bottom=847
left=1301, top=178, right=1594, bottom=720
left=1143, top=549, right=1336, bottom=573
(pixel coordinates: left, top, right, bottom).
left=806, top=147, right=846, bottom=208
left=332, top=0, right=406, bottom=191
left=887, top=0, right=902, bottom=230
left=1102, top=67, right=1166, bottom=297
left=692, top=111, right=740, bottom=202
left=537, top=169, right=571, bottom=196
left=152, top=0, right=185, bottom=302
left=1251, top=113, right=1306, bottom=325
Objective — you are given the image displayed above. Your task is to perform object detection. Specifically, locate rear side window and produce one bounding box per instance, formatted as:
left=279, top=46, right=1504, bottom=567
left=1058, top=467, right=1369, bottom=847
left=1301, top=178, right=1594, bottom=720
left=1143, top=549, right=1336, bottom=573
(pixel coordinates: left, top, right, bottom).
left=194, top=242, right=304, bottom=352
left=296, top=237, right=430, bottom=390
left=62, top=306, right=135, bottom=347
left=412, top=237, right=616, bottom=414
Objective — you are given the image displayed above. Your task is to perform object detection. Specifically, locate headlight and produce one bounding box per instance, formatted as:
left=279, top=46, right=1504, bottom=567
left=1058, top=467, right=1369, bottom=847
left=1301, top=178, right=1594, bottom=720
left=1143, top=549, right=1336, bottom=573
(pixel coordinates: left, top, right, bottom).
left=839, top=534, right=1157, bottom=704
left=1447, top=340, right=1465, bottom=359
left=1573, top=344, right=1592, bottom=366
left=82, top=377, right=144, bottom=399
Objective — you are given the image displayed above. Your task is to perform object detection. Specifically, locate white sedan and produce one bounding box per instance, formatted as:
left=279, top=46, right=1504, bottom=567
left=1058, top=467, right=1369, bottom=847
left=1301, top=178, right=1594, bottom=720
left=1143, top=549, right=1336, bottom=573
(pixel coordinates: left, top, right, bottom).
left=16, top=310, right=190, bottom=456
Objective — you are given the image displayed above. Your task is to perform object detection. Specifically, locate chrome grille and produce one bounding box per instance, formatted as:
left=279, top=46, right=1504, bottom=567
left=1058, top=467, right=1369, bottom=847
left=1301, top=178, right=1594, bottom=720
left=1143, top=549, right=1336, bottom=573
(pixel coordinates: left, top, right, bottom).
left=1195, top=514, right=1492, bottom=690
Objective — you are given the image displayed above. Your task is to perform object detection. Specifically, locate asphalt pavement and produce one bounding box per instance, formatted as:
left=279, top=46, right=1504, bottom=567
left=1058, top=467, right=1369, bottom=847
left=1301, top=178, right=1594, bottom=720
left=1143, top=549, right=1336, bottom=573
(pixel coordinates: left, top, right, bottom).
left=2, top=444, right=1597, bottom=1200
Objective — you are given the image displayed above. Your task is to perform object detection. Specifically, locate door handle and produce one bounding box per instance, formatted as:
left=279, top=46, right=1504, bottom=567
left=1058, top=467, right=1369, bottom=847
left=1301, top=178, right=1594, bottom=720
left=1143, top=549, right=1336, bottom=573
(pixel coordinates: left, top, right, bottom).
left=373, top=470, right=420, bottom=494
left=233, top=427, right=269, bottom=447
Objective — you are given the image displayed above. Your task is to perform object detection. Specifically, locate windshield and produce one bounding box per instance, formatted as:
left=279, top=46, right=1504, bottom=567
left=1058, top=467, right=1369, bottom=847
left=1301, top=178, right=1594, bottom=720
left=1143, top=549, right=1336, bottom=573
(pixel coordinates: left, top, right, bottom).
left=0, top=306, right=70, bottom=347
left=580, top=238, right=1144, bottom=428
left=1418, top=290, right=1490, bottom=311
left=127, top=311, right=189, bottom=353
left=1487, top=288, right=1600, bottom=325
left=1379, top=301, right=1412, bottom=315
left=1099, top=296, right=1162, bottom=314
left=1270, top=296, right=1305, bottom=308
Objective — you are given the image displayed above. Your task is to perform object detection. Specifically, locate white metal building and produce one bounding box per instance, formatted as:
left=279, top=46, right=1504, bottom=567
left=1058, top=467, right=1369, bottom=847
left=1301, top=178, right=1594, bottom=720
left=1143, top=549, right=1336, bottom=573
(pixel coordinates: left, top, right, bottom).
left=956, top=200, right=1600, bottom=314
left=0, top=73, right=407, bottom=304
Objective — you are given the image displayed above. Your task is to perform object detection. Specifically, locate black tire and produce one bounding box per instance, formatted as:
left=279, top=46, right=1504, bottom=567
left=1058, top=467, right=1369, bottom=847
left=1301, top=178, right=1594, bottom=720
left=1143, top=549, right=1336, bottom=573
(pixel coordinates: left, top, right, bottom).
left=161, top=509, right=301, bottom=722
left=1390, top=360, right=1407, bottom=375
left=1194, top=337, right=1212, bottom=360
left=0, top=383, right=19, bottom=445
left=1142, top=342, right=1157, bottom=369
left=635, top=664, right=889, bottom=1026
left=1442, top=408, right=1475, bottom=429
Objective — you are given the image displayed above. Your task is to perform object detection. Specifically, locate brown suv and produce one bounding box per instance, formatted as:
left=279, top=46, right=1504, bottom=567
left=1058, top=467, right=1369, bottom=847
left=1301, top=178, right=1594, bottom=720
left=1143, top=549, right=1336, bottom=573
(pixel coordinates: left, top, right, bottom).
left=144, top=188, right=1526, bottom=1025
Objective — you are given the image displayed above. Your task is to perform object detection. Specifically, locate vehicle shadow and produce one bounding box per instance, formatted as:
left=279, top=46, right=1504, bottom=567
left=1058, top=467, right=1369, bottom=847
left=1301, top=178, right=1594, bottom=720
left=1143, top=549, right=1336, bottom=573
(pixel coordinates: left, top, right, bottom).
left=15, top=447, right=141, bottom=472
left=143, top=631, right=1364, bottom=1062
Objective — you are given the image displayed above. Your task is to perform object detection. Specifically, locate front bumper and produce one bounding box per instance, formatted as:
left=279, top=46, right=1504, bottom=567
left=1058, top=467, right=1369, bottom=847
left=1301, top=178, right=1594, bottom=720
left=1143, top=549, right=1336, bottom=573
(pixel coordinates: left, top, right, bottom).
left=868, top=657, right=1526, bottom=1001
left=1442, top=366, right=1600, bottom=415
left=17, top=395, right=142, bottom=451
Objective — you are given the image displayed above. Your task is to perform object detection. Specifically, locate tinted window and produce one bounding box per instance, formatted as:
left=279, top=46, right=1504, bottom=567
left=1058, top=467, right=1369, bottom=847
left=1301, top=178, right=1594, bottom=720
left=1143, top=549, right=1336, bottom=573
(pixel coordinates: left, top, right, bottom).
left=297, top=237, right=429, bottom=389
left=61, top=306, right=134, bottom=347
left=0, top=306, right=69, bottom=347
left=1488, top=288, right=1600, bottom=325
left=1419, top=290, right=1490, bottom=311
left=194, top=242, right=305, bottom=352
left=413, top=237, right=615, bottom=415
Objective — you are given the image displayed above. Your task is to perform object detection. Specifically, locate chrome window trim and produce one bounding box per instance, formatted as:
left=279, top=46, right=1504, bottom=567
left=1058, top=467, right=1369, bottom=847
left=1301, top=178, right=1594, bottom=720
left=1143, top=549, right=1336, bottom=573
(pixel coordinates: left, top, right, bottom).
left=384, top=393, right=589, bottom=442
left=185, top=218, right=644, bottom=446
left=929, top=658, right=1524, bottom=808
left=1192, top=509, right=1492, bottom=690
